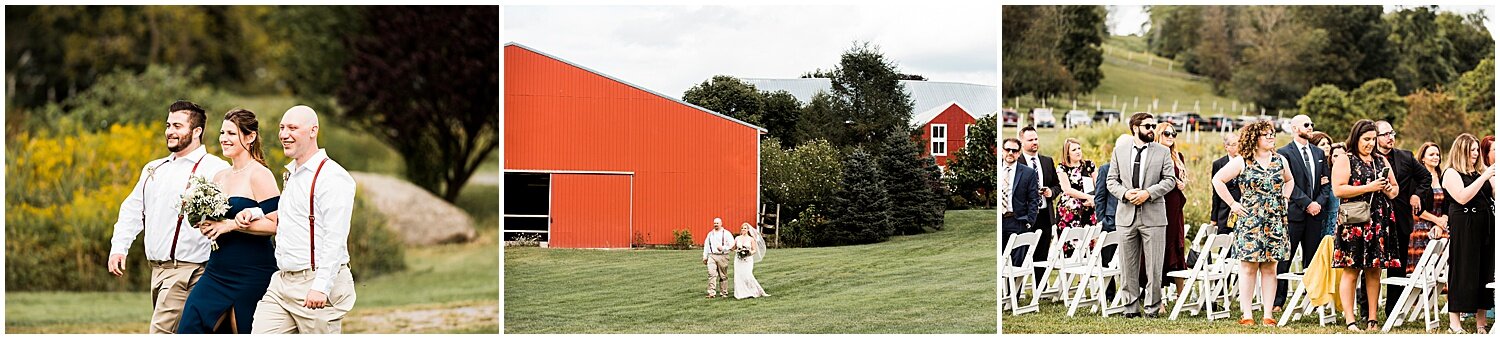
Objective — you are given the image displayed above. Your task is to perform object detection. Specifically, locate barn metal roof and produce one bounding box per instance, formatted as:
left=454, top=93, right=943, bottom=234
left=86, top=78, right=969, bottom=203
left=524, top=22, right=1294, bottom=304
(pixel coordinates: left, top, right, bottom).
left=506, top=42, right=767, bottom=133
left=739, top=77, right=996, bottom=126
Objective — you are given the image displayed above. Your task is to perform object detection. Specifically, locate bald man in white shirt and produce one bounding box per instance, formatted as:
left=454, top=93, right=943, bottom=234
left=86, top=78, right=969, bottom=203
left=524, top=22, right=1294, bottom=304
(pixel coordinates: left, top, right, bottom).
left=241, top=105, right=358, bottom=333
left=702, top=218, right=735, bottom=298
left=108, top=100, right=232, bottom=333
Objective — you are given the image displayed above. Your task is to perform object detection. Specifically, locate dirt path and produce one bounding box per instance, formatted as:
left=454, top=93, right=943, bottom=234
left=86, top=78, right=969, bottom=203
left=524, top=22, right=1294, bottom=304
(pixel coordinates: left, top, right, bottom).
left=468, top=170, right=499, bottom=186
left=346, top=301, right=498, bottom=333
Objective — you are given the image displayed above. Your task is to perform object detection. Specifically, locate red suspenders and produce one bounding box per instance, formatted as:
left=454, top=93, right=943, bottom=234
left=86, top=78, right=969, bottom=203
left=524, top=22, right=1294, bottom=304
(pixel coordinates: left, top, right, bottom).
left=154, top=153, right=208, bottom=263
left=308, top=158, right=330, bottom=271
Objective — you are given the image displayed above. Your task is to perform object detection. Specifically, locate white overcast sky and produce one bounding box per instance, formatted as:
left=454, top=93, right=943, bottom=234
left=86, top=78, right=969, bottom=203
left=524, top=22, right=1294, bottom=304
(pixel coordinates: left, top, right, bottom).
left=505, top=5, right=998, bottom=98
left=1108, top=5, right=1493, bottom=36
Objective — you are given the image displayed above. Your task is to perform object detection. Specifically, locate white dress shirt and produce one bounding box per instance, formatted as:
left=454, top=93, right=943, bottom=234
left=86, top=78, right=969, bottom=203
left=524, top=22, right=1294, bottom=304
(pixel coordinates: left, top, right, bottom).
left=701, top=228, right=735, bottom=259
left=276, top=149, right=357, bottom=294
left=111, top=145, right=231, bottom=263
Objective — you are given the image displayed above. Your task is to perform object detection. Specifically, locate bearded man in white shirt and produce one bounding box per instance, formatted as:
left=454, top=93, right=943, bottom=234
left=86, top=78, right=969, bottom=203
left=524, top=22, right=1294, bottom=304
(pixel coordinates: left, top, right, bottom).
left=239, top=105, right=358, bottom=333
left=108, top=100, right=232, bottom=333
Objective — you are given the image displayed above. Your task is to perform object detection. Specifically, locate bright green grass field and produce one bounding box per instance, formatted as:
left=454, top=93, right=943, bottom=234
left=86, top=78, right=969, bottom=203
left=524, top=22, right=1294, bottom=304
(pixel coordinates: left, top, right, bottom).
left=1001, top=294, right=1449, bottom=334
left=1008, top=36, right=1244, bottom=116
left=504, top=210, right=998, bottom=334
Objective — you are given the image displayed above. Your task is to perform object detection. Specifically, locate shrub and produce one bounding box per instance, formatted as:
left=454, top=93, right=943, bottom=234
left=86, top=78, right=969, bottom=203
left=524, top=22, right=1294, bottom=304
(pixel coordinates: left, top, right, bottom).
left=780, top=205, right=830, bottom=248
left=672, top=229, right=694, bottom=250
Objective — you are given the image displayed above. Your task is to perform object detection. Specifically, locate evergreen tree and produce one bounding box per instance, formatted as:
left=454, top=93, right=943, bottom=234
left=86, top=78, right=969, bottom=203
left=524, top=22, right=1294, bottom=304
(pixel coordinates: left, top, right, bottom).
left=876, top=129, right=943, bottom=235
left=823, top=149, right=893, bottom=246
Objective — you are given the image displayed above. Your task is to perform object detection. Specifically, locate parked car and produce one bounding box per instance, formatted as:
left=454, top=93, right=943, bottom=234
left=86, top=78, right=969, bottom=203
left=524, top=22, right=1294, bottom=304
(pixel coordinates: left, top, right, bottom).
left=1093, top=109, right=1121, bottom=124
left=1064, top=110, right=1092, bottom=128
left=1002, top=109, right=1020, bottom=127
left=1206, top=115, right=1234, bottom=131
left=1234, top=115, right=1259, bottom=129
left=1030, top=108, right=1056, bottom=128
left=1181, top=112, right=1205, bottom=131
left=1158, top=113, right=1184, bottom=129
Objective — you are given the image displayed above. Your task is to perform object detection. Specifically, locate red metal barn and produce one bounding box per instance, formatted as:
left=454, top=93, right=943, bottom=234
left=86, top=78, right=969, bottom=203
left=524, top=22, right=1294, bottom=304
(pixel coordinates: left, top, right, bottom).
left=912, top=101, right=979, bottom=169
left=504, top=43, right=765, bottom=248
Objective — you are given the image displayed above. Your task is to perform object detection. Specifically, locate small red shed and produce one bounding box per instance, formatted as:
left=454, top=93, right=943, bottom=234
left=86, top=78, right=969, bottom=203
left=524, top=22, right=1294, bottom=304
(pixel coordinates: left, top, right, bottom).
left=504, top=42, right=765, bottom=248
left=912, top=101, right=980, bottom=168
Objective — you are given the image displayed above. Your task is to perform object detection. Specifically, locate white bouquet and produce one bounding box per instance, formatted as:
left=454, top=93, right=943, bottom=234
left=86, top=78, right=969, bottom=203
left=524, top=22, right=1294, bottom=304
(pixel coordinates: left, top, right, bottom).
left=180, top=175, right=230, bottom=250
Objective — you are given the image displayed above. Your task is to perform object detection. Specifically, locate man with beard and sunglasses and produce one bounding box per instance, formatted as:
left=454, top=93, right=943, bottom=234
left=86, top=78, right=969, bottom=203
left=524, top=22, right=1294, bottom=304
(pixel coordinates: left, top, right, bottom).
left=1105, top=112, right=1178, bottom=318
left=108, top=100, right=232, bottom=333
left=1001, top=137, right=1041, bottom=267
left=1273, top=114, right=1333, bottom=313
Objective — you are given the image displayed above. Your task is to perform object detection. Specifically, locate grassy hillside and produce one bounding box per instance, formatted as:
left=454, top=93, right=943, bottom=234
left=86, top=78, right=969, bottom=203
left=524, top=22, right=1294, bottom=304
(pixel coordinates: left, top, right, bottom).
left=504, top=210, right=998, bottom=334
left=1007, top=36, right=1246, bottom=117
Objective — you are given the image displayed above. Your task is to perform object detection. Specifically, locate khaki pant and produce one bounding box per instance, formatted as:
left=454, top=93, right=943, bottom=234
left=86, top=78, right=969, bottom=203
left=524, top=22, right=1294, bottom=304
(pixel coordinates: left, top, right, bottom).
left=251, top=266, right=357, bottom=334
left=149, top=262, right=204, bottom=334
left=706, top=253, right=730, bottom=296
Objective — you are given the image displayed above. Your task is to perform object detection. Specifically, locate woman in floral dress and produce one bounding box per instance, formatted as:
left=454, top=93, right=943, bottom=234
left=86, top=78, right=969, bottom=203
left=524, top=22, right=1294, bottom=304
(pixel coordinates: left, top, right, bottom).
left=1331, top=119, right=1402, bottom=332
left=1211, top=121, right=1292, bottom=326
left=1054, top=138, right=1096, bottom=255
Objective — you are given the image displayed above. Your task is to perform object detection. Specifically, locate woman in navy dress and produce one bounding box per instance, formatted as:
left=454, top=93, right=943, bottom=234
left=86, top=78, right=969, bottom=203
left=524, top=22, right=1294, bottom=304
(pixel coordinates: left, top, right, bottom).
left=178, top=109, right=281, bottom=333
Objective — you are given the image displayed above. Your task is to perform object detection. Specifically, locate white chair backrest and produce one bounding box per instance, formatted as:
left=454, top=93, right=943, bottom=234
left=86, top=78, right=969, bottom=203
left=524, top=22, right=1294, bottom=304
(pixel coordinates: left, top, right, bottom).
left=1095, top=230, right=1127, bottom=269
left=1202, top=234, right=1234, bottom=274
left=1189, top=223, right=1211, bottom=254
left=1421, top=239, right=1450, bottom=283
left=1055, top=227, right=1089, bottom=263
left=1004, top=230, right=1043, bottom=271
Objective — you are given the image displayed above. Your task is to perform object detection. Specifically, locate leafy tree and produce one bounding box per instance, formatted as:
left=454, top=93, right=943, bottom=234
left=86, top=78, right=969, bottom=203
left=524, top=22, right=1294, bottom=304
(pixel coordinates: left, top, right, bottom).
left=825, top=42, right=916, bottom=147
left=1146, top=6, right=1203, bottom=60
left=760, top=138, right=843, bottom=217
left=1436, top=11, right=1493, bottom=78
left=1231, top=6, right=1327, bottom=110
left=682, top=75, right=765, bottom=126
left=875, top=129, right=945, bottom=235
left=1403, top=89, right=1467, bottom=149
left=1387, top=6, right=1458, bottom=95
left=822, top=149, right=893, bottom=246
left=1292, top=5, right=1394, bottom=90
left=265, top=5, right=366, bottom=103
left=794, top=92, right=846, bottom=147
left=1058, top=5, right=1108, bottom=97
left=945, top=114, right=997, bottom=208
left=1186, top=6, right=1241, bottom=94
left=1002, top=5, right=1074, bottom=100
left=1297, top=84, right=1355, bottom=140
left=335, top=5, right=498, bottom=202
left=1348, top=78, right=1407, bottom=130
left=1455, top=57, right=1495, bottom=114
left=760, top=90, right=804, bottom=147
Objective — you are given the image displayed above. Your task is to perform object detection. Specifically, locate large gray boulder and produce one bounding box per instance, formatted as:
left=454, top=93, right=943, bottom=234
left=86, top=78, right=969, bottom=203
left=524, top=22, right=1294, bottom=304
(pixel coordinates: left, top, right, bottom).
left=352, top=172, right=476, bottom=245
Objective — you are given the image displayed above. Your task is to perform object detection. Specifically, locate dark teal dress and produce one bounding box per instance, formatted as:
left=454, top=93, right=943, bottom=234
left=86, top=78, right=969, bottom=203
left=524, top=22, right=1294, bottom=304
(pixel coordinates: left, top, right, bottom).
left=177, top=196, right=279, bottom=334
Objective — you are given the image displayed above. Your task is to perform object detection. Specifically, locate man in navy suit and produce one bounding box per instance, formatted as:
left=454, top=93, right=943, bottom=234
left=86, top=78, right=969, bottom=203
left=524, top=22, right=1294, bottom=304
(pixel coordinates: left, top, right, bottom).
left=1273, top=114, right=1332, bottom=311
left=1001, top=137, right=1040, bottom=267
left=1210, top=132, right=1241, bottom=235
left=1018, top=126, right=1060, bottom=276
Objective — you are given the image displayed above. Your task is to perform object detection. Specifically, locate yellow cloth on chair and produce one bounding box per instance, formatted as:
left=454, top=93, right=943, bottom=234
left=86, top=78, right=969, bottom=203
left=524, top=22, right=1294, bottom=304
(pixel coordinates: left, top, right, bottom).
left=1302, top=235, right=1342, bottom=307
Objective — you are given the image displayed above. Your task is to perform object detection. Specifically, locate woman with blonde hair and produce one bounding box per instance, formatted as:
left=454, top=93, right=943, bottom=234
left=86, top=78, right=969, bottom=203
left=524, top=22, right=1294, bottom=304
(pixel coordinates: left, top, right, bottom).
left=1440, top=134, right=1492, bottom=333
left=1054, top=138, right=1096, bottom=254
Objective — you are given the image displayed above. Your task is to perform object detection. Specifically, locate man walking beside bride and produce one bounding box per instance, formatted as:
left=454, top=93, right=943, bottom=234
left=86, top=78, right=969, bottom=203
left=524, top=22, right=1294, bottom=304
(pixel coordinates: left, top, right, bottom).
left=701, top=218, right=769, bottom=299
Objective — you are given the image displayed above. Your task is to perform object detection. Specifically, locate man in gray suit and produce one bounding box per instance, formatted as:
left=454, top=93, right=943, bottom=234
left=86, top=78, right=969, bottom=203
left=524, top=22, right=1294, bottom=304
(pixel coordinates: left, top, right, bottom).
left=1106, top=112, right=1178, bottom=318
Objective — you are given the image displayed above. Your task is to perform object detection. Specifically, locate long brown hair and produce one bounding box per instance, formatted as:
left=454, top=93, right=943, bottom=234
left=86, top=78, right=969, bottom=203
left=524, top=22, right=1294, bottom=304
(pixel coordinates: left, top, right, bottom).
left=1416, top=142, right=1441, bottom=172
left=223, top=108, right=267, bottom=168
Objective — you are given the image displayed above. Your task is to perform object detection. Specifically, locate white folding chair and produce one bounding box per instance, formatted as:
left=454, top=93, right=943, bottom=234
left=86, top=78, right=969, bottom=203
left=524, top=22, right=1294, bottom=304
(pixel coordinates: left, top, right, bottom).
left=1037, top=227, right=1090, bottom=303
left=1382, top=239, right=1448, bottom=332
left=1065, top=230, right=1130, bottom=317
left=1001, top=230, right=1044, bottom=315
left=1168, top=234, right=1235, bottom=321
left=1277, top=237, right=1339, bottom=327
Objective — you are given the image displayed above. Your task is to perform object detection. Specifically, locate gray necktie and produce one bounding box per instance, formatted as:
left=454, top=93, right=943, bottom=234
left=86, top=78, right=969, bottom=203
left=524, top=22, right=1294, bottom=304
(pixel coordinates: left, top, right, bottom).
left=1302, top=145, right=1315, bottom=179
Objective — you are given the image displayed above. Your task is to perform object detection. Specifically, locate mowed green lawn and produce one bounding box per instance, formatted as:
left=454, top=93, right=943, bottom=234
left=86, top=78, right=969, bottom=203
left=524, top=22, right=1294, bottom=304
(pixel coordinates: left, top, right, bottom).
left=504, top=210, right=998, bottom=334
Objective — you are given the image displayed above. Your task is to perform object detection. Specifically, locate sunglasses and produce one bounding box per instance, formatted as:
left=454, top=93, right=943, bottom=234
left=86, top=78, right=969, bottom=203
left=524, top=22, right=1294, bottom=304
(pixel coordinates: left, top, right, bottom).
left=1163, top=131, right=1178, bottom=137
left=1139, top=123, right=1159, bottom=129
left=1003, top=147, right=1021, bottom=153
left=1304, top=123, right=1315, bottom=129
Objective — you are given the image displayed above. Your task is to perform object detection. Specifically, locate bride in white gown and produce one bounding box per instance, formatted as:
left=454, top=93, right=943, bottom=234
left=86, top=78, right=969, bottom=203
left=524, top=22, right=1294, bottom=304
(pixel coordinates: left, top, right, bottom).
left=733, top=223, right=769, bottom=299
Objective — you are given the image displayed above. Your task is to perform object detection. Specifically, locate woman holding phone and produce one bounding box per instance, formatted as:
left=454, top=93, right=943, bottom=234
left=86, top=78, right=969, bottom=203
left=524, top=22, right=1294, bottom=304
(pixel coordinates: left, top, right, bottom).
left=1330, top=119, right=1402, bottom=332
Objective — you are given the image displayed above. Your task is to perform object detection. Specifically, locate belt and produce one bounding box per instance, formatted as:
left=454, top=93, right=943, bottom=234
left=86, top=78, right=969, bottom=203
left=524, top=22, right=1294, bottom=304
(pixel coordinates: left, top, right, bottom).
left=1455, top=207, right=1486, bottom=215
left=148, top=259, right=203, bottom=268
left=282, top=264, right=350, bottom=278
left=1003, top=212, right=1015, bottom=218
